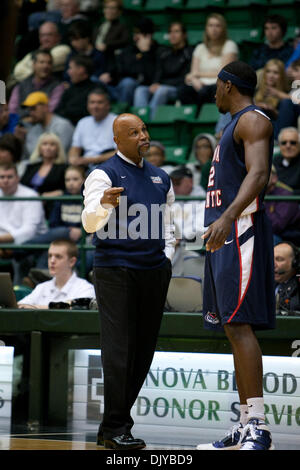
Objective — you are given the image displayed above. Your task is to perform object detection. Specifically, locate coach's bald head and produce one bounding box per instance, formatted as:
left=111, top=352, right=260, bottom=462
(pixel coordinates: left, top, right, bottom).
left=113, top=113, right=150, bottom=165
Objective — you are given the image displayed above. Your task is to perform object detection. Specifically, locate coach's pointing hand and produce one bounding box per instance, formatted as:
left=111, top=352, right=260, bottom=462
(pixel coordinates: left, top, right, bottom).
left=101, top=187, right=124, bottom=209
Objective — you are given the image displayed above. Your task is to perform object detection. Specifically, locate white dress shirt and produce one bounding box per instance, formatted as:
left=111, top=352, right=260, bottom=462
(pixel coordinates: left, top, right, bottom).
left=81, top=151, right=176, bottom=261
left=18, top=272, right=95, bottom=306
left=0, top=184, right=47, bottom=244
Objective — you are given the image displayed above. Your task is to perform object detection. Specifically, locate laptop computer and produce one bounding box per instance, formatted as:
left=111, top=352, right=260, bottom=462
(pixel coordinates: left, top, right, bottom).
left=0, top=273, right=18, bottom=308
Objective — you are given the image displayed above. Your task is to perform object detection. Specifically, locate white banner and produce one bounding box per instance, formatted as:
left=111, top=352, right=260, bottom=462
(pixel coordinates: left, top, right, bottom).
left=68, top=350, right=300, bottom=435
left=0, top=347, right=14, bottom=424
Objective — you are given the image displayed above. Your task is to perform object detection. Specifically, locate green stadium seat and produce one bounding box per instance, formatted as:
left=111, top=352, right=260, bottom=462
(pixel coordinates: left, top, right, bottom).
left=228, top=27, right=261, bottom=44
left=197, top=104, right=220, bottom=124
left=130, top=106, right=151, bottom=123
left=111, top=102, right=129, bottom=114
left=227, top=0, right=268, bottom=5
left=269, top=0, right=295, bottom=4
left=144, top=0, right=167, bottom=10
left=152, top=104, right=197, bottom=122
left=184, top=103, right=220, bottom=139
left=165, top=146, right=189, bottom=165
left=153, top=31, right=169, bottom=45
left=165, top=0, right=185, bottom=8
left=286, top=26, right=300, bottom=41
left=181, top=12, right=206, bottom=30
left=187, top=30, right=203, bottom=46
left=123, top=0, right=144, bottom=10
left=268, top=6, right=299, bottom=26
left=186, top=0, right=226, bottom=8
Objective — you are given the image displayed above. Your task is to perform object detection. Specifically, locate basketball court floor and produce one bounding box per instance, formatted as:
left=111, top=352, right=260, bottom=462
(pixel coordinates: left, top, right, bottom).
left=1, top=422, right=299, bottom=451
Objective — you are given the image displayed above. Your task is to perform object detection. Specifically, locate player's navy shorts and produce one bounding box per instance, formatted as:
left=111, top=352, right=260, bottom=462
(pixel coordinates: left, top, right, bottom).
left=203, top=210, right=276, bottom=331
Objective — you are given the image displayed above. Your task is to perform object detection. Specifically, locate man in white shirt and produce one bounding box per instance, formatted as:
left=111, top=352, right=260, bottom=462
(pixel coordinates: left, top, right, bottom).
left=18, top=239, right=95, bottom=309
left=0, top=163, right=47, bottom=248
left=68, top=88, right=117, bottom=169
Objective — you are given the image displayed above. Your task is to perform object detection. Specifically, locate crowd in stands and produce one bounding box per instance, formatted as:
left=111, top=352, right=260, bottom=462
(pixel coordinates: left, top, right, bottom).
left=1, top=0, right=300, bottom=313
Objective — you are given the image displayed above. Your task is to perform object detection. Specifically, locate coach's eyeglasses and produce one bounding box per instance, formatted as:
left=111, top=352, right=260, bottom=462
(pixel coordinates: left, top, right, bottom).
left=280, top=140, right=298, bottom=146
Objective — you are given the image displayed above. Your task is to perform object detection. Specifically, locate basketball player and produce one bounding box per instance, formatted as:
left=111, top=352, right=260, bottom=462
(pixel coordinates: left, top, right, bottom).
left=197, top=61, right=276, bottom=451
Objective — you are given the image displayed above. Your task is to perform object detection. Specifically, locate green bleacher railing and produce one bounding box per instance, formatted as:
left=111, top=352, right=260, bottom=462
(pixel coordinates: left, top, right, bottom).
left=1, top=193, right=300, bottom=278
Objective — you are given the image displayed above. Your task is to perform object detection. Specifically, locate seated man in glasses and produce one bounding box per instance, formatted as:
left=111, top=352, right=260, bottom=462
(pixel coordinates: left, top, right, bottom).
left=273, top=127, right=300, bottom=194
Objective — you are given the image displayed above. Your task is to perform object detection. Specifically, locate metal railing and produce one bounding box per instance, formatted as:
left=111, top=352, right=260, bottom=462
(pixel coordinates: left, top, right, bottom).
left=1, top=193, right=300, bottom=277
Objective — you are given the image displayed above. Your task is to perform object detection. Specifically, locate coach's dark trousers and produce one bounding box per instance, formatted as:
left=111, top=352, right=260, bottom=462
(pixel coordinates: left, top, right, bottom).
left=93, top=259, right=172, bottom=439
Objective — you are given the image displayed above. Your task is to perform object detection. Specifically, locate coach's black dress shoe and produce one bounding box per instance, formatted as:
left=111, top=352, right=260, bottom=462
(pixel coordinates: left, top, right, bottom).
left=97, top=432, right=146, bottom=450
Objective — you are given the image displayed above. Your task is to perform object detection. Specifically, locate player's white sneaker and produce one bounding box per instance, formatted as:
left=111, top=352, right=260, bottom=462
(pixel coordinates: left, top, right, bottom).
left=196, top=424, right=243, bottom=450
left=240, top=418, right=275, bottom=450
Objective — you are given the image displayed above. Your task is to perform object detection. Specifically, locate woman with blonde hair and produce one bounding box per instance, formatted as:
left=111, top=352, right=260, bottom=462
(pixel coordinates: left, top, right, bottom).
left=254, top=58, right=289, bottom=121
left=21, top=132, right=67, bottom=203
left=178, top=13, right=239, bottom=110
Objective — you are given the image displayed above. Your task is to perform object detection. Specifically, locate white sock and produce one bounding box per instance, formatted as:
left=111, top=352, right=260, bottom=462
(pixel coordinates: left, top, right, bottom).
left=247, top=397, right=265, bottom=422
left=239, top=404, right=249, bottom=426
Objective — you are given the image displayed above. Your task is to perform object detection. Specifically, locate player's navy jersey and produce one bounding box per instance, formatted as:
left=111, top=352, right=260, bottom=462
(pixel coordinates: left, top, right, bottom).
left=204, top=105, right=273, bottom=227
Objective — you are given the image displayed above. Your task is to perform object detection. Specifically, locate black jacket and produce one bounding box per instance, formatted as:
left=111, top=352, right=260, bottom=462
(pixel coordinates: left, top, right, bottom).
left=153, top=45, right=194, bottom=87
left=273, top=153, right=300, bottom=195
left=113, top=40, right=162, bottom=85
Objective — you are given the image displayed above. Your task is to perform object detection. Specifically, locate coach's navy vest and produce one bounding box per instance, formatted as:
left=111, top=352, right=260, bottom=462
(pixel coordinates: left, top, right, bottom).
left=204, top=105, right=274, bottom=227
left=92, top=154, right=171, bottom=269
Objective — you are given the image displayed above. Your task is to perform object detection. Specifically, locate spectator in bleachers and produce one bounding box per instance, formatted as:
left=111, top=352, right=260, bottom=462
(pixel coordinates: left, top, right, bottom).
left=13, top=22, right=71, bottom=83
left=27, top=0, right=99, bottom=32
left=133, top=22, right=194, bottom=119
left=58, top=0, right=90, bottom=44
left=273, top=127, right=300, bottom=195
left=249, top=15, right=293, bottom=72
left=178, top=13, right=238, bottom=111
left=265, top=165, right=300, bottom=246
left=20, top=165, right=90, bottom=271
left=170, top=166, right=205, bottom=243
left=0, top=104, right=19, bottom=137
left=94, top=0, right=130, bottom=73
left=145, top=141, right=175, bottom=175
left=20, top=91, right=74, bottom=158
left=170, top=166, right=206, bottom=199
left=274, top=242, right=300, bottom=315
left=18, top=239, right=95, bottom=309
left=9, top=50, right=65, bottom=118
left=102, top=17, right=160, bottom=105
left=274, top=59, right=300, bottom=139
left=0, top=163, right=47, bottom=249
left=21, top=132, right=67, bottom=199
left=254, top=58, right=289, bottom=121
left=186, top=133, right=215, bottom=192
left=64, top=20, right=106, bottom=83
left=54, top=55, right=98, bottom=125
left=0, top=135, right=22, bottom=166
left=68, top=88, right=116, bottom=169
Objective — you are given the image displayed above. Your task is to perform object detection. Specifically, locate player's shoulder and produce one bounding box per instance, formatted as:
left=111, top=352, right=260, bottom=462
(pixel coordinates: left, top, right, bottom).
left=237, top=107, right=273, bottom=137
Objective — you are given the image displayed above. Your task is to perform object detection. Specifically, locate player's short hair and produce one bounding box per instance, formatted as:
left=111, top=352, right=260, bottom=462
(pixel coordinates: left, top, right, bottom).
left=49, top=239, right=79, bottom=259
left=221, top=61, right=257, bottom=97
